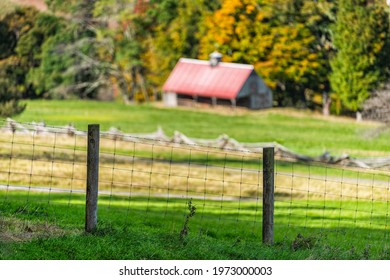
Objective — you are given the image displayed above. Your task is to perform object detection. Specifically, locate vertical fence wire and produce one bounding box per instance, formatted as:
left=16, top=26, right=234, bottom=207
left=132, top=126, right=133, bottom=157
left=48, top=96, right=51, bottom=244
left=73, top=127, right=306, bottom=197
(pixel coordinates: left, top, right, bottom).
left=0, top=121, right=88, bottom=240
left=385, top=178, right=390, bottom=253
left=274, top=156, right=390, bottom=257
left=66, top=132, right=79, bottom=221
left=72, top=128, right=390, bottom=255
left=94, top=133, right=266, bottom=240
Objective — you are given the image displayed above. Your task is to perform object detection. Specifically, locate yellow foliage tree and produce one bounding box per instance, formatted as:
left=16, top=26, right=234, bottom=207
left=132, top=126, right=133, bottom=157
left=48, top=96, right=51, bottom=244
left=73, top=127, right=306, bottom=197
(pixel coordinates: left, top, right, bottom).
left=199, top=0, right=324, bottom=106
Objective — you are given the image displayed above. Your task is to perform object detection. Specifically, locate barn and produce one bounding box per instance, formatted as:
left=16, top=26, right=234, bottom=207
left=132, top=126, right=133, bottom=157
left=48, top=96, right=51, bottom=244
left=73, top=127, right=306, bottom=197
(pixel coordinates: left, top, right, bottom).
left=162, top=52, right=272, bottom=110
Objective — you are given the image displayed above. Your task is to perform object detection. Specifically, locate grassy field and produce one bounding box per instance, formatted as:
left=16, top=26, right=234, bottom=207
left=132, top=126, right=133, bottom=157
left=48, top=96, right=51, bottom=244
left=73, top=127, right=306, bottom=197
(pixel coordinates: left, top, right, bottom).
left=0, top=100, right=389, bottom=260
left=0, top=131, right=388, bottom=201
left=1, top=191, right=389, bottom=260
left=11, top=99, right=390, bottom=157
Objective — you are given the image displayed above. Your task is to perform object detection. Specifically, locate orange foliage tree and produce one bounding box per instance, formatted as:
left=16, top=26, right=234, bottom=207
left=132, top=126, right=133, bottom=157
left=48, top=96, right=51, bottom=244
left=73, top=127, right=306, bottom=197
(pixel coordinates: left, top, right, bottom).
left=199, top=0, right=325, bottom=106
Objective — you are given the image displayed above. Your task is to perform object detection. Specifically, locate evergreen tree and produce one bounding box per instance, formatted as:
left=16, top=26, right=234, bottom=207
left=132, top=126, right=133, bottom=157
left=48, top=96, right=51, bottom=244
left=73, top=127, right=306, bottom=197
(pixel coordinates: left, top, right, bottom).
left=0, top=6, right=40, bottom=116
left=0, top=59, right=26, bottom=117
left=301, top=0, right=337, bottom=115
left=29, top=0, right=110, bottom=99
left=330, top=0, right=390, bottom=115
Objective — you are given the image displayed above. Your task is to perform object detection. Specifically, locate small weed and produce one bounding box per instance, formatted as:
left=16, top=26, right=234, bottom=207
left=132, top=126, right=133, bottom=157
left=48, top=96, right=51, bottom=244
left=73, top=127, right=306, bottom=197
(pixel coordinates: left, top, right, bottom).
left=362, top=245, right=371, bottom=260
left=179, top=199, right=196, bottom=242
left=198, top=228, right=217, bottom=238
left=291, top=233, right=316, bottom=251
left=380, top=248, right=390, bottom=260
left=14, top=205, right=49, bottom=218
left=90, top=226, right=116, bottom=237
left=231, top=237, right=241, bottom=247
left=348, top=246, right=359, bottom=258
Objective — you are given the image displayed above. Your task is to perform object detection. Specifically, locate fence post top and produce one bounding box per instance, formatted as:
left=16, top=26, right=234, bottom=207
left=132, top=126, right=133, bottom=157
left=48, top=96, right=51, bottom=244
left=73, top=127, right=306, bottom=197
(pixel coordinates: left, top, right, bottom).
left=88, top=124, right=100, bottom=128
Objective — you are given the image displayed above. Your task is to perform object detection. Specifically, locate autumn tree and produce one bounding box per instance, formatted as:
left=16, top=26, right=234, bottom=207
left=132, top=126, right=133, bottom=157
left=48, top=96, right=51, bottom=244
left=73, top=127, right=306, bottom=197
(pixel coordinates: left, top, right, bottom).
left=92, top=0, right=151, bottom=101
left=90, top=0, right=220, bottom=102
left=199, top=0, right=324, bottom=107
left=145, top=0, right=220, bottom=87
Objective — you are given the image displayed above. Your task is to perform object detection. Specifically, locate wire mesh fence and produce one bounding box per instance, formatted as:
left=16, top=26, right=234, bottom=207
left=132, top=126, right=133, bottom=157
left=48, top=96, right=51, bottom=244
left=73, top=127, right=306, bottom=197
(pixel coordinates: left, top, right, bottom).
left=0, top=121, right=88, bottom=240
left=96, top=126, right=266, bottom=241
left=0, top=121, right=389, bottom=256
left=274, top=161, right=389, bottom=255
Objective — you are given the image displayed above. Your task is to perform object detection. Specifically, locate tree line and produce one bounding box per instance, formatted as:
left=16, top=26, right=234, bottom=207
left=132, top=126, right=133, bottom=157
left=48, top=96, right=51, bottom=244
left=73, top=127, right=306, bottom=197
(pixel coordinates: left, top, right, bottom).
left=0, top=0, right=389, bottom=120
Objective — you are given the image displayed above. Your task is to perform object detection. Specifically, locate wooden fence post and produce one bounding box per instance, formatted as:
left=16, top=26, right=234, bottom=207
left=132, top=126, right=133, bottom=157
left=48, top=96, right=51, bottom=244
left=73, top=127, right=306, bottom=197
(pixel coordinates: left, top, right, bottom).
left=263, top=147, right=275, bottom=244
left=85, top=124, right=100, bottom=233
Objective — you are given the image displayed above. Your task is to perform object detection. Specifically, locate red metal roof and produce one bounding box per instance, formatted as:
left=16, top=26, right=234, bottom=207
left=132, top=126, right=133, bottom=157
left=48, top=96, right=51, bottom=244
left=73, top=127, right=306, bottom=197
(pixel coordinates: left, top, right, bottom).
left=162, top=58, right=254, bottom=100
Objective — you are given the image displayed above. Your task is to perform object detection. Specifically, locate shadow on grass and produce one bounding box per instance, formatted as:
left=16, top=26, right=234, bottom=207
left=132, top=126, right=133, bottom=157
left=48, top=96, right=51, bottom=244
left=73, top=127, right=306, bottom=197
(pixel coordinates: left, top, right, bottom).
left=0, top=191, right=389, bottom=259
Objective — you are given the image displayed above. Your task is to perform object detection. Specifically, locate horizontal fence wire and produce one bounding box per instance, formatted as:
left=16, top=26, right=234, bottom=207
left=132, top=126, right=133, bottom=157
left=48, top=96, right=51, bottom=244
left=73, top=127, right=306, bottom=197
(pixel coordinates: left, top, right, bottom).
left=274, top=159, right=390, bottom=256
left=0, top=120, right=389, bottom=257
left=97, top=132, right=264, bottom=240
left=0, top=121, right=88, bottom=242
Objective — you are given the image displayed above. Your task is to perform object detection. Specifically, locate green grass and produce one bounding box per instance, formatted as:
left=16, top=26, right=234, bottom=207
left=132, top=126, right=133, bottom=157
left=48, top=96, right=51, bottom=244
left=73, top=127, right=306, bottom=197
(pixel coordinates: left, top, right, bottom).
left=0, top=191, right=389, bottom=260
left=1, top=100, right=389, bottom=260
left=11, top=99, right=390, bottom=157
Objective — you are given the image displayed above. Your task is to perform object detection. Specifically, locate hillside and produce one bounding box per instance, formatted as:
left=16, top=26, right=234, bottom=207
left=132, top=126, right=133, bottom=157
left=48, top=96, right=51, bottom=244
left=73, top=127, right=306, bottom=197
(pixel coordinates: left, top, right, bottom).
left=10, top=100, right=390, bottom=158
